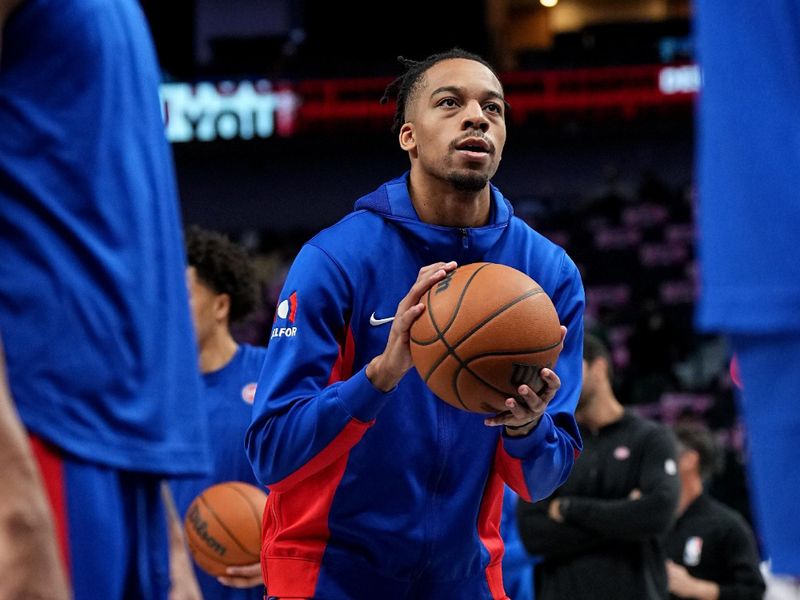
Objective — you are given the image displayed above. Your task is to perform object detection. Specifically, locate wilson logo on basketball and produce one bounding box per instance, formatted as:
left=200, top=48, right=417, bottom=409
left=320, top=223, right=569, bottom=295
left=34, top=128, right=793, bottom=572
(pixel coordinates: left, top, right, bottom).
left=435, top=271, right=455, bottom=294
left=184, top=482, right=266, bottom=577
left=187, top=504, right=226, bottom=557
left=510, top=362, right=544, bottom=387
left=272, top=291, right=299, bottom=339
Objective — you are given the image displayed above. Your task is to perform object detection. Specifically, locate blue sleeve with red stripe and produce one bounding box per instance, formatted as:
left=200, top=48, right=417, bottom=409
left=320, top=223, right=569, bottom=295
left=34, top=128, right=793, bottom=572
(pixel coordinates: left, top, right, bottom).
left=496, top=253, right=584, bottom=502
left=245, top=243, right=393, bottom=492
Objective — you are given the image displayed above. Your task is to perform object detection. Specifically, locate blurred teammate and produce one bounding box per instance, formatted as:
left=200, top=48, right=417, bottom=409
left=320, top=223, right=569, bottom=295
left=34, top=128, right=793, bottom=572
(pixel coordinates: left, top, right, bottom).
left=171, top=226, right=268, bottom=599
left=665, top=423, right=765, bottom=600
left=0, top=0, right=208, bottom=597
left=518, top=334, right=680, bottom=600
left=695, top=0, right=800, bottom=577
left=246, top=48, right=585, bottom=600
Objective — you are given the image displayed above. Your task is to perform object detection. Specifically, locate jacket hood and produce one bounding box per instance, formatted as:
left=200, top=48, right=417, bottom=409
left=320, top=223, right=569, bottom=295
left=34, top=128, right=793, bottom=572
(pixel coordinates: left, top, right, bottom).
left=353, top=173, right=514, bottom=263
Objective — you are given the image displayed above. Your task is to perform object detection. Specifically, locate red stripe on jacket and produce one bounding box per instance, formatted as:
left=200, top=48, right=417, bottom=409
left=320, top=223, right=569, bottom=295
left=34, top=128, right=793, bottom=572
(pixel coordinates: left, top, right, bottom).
left=477, top=441, right=511, bottom=600
left=262, top=324, right=372, bottom=597
left=495, top=437, right=532, bottom=503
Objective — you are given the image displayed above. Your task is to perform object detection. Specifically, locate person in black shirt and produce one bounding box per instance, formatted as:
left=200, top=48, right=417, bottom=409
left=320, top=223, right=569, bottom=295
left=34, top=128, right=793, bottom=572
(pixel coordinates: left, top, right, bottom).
left=666, top=423, right=765, bottom=600
left=517, top=333, right=681, bottom=600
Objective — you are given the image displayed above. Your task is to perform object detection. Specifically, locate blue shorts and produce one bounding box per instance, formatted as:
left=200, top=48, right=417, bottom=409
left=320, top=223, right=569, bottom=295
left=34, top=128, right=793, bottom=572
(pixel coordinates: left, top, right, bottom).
left=31, top=436, right=170, bottom=599
left=731, top=334, right=800, bottom=576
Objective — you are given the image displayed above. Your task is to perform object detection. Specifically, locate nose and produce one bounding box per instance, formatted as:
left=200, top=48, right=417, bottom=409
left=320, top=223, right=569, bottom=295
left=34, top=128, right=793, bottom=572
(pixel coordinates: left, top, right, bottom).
left=461, top=99, right=489, bottom=132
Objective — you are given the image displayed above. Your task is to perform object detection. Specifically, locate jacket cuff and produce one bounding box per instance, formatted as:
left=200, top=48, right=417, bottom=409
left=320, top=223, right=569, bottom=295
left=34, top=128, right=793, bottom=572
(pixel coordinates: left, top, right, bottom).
left=335, top=366, right=396, bottom=422
left=501, top=412, right=557, bottom=458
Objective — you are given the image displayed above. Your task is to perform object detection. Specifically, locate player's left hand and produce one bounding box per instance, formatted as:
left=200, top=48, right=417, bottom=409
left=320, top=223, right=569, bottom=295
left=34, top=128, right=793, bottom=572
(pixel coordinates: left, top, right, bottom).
left=484, top=326, right=566, bottom=436
left=217, top=563, right=264, bottom=588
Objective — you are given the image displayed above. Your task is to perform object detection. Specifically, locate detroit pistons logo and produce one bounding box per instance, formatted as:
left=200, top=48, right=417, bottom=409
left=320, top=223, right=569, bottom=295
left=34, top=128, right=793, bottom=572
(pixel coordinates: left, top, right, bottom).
left=272, top=291, right=298, bottom=339
left=241, top=383, right=257, bottom=404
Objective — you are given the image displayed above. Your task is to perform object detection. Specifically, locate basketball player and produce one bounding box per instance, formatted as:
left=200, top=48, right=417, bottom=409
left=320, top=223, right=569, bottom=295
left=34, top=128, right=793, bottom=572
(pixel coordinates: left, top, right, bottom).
left=246, top=49, right=585, bottom=600
left=695, top=0, right=800, bottom=578
left=0, top=1, right=209, bottom=598
left=171, top=226, right=268, bottom=599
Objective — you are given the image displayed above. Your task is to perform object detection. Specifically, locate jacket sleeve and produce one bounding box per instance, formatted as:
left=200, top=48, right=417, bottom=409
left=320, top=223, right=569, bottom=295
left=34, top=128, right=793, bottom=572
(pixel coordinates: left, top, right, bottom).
left=716, top=514, right=766, bottom=600
left=559, top=426, right=680, bottom=540
left=516, top=497, right=612, bottom=559
left=496, top=253, right=585, bottom=502
left=245, top=243, right=394, bottom=493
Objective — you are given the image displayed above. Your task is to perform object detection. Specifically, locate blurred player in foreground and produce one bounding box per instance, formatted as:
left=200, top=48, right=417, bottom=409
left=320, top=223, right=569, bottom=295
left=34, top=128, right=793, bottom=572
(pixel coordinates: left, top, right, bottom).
left=0, top=0, right=208, bottom=597
left=695, top=0, right=800, bottom=579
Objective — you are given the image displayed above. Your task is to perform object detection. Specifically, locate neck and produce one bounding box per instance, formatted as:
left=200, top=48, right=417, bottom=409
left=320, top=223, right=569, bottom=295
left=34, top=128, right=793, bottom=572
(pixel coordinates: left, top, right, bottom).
left=678, top=476, right=703, bottom=516
left=198, top=328, right=238, bottom=374
left=408, top=169, right=491, bottom=227
left=577, top=388, right=625, bottom=433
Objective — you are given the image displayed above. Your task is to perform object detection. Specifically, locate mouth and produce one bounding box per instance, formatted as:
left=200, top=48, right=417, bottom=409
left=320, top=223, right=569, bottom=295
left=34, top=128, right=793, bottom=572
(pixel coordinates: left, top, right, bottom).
left=454, top=137, right=493, bottom=162
left=454, top=137, right=492, bottom=154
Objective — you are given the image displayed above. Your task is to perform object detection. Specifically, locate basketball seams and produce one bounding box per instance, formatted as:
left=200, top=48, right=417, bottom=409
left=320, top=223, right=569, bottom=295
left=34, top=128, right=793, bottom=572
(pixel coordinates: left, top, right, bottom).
left=416, top=267, right=486, bottom=411
left=227, top=483, right=265, bottom=542
left=410, top=263, right=491, bottom=346
left=448, top=357, right=473, bottom=412
left=196, top=494, right=261, bottom=561
left=452, top=342, right=563, bottom=411
left=423, top=288, right=544, bottom=383
left=464, top=339, right=562, bottom=359
left=448, top=288, right=545, bottom=352
left=453, top=361, right=511, bottom=409
left=186, top=531, right=231, bottom=569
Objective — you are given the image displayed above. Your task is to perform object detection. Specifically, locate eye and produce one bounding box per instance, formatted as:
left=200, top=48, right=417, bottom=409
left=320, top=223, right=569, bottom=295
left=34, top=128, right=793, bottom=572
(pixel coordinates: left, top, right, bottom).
left=437, top=97, right=459, bottom=108
left=485, top=102, right=503, bottom=115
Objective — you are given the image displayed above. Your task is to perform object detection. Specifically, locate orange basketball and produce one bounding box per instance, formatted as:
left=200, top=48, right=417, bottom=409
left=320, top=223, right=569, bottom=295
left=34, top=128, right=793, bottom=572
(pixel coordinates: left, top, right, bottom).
left=184, top=481, right=267, bottom=577
left=410, top=262, right=562, bottom=414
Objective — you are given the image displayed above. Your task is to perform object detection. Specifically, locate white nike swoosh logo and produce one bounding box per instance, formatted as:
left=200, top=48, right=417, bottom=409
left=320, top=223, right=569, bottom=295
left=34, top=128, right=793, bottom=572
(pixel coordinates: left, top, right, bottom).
left=369, top=312, right=395, bottom=326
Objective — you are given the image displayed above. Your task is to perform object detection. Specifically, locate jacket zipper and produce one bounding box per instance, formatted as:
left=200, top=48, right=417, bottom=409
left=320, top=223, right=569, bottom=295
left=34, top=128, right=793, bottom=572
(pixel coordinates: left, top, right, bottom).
left=459, top=228, right=469, bottom=249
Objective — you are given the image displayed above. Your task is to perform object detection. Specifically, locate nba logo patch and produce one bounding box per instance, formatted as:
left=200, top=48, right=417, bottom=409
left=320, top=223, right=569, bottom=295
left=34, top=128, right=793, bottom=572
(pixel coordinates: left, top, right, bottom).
left=241, top=383, right=257, bottom=404
left=683, top=536, right=703, bottom=566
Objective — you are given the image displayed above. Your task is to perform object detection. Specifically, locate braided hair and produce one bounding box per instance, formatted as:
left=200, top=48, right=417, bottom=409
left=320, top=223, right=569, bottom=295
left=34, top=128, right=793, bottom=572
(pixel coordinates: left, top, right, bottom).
left=380, top=48, right=501, bottom=134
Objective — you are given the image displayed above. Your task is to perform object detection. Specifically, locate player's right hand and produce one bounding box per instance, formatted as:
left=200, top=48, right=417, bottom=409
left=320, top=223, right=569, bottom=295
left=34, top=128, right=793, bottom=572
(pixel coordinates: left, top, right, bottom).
left=366, top=261, right=458, bottom=391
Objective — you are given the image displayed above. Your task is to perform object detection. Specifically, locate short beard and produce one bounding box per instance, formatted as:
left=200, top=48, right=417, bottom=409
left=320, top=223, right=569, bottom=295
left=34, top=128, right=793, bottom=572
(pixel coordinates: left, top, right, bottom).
left=448, top=171, right=489, bottom=192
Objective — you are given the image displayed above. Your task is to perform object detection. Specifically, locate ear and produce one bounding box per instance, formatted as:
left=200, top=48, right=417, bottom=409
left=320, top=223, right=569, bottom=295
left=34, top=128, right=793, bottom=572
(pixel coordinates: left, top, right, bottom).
left=589, top=356, right=608, bottom=379
left=681, top=448, right=700, bottom=473
left=399, top=122, right=416, bottom=153
left=213, top=293, right=231, bottom=323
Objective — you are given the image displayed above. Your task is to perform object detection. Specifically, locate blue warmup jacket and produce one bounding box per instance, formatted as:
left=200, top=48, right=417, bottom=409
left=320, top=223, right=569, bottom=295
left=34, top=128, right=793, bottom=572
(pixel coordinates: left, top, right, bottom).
left=246, top=174, right=584, bottom=600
